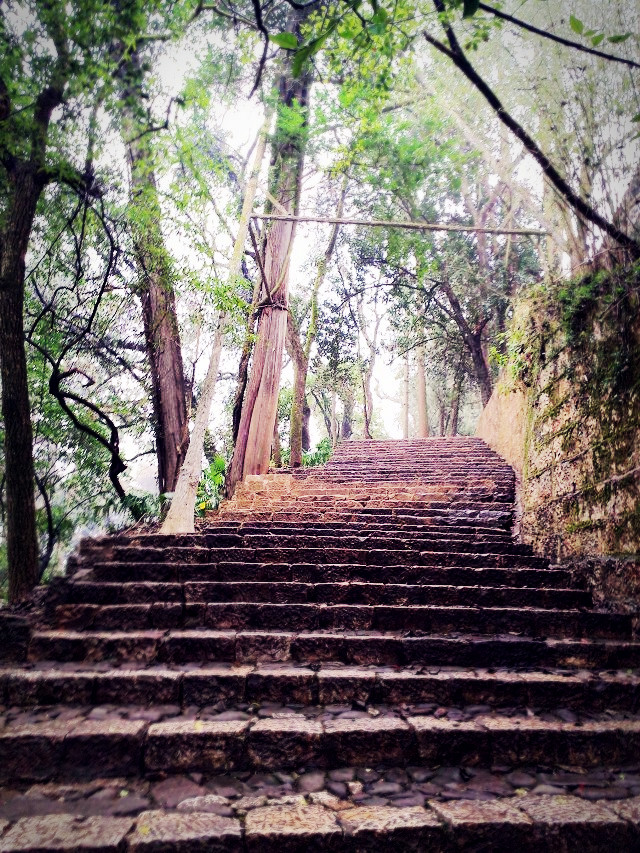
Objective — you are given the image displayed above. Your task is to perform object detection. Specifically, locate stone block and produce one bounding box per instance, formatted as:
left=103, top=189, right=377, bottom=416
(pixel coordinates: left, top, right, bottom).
left=145, top=720, right=248, bottom=773
left=409, top=716, right=489, bottom=766
left=245, top=804, right=342, bottom=852
left=431, top=798, right=533, bottom=850
left=317, top=669, right=375, bottom=704
left=339, top=806, right=445, bottom=852
left=323, top=717, right=414, bottom=766
left=515, top=795, right=631, bottom=850
left=0, top=725, right=66, bottom=783
left=0, top=814, right=133, bottom=852
left=128, top=811, right=241, bottom=852
left=183, top=666, right=252, bottom=705
left=63, top=719, right=147, bottom=779
left=247, top=718, right=324, bottom=769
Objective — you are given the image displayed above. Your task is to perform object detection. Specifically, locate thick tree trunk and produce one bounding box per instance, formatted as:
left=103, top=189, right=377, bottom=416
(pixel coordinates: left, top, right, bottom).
left=415, top=346, right=429, bottom=438
left=341, top=390, right=354, bottom=441
left=226, top=12, right=312, bottom=493
left=122, top=80, right=188, bottom=494
left=0, top=167, right=42, bottom=603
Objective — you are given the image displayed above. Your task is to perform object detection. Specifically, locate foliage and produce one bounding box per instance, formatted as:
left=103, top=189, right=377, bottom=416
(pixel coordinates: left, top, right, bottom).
left=281, top=437, right=333, bottom=468
left=196, top=454, right=226, bottom=515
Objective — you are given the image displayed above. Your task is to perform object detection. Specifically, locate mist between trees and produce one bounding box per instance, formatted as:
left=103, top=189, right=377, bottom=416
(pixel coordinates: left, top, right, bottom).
left=1, top=0, right=638, bottom=602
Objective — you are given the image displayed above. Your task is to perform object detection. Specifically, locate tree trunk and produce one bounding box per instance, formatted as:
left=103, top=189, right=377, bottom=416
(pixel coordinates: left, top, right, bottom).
left=125, top=125, right=188, bottom=494
left=402, top=356, right=410, bottom=440
left=287, top=175, right=347, bottom=467
left=302, top=398, right=311, bottom=450
left=0, top=166, right=42, bottom=603
left=272, top=417, right=282, bottom=468
left=330, top=390, right=338, bottom=447
left=415, top=346, right=429, bottom=438
left=341, top=390, right=354, bottom=440
left=450, top=361, right=464, bottom=436
left=226, top=11, right=312, bottom=493
left=440, top=281, right=492, bottom=406
left=161, top=113, right=271, bottom=533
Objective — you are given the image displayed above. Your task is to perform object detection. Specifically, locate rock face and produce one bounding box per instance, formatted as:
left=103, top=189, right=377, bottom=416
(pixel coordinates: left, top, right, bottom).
left=1, top=437, right=640, bottom=850
left=476, top=280, right=640, bottom=565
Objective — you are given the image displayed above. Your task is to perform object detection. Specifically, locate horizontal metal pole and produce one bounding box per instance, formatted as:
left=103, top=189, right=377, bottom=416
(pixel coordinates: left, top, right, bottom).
left=250, top=212, right=547, bottom=237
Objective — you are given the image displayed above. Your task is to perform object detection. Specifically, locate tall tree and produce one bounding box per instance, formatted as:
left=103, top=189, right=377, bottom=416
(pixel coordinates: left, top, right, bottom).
left=119, top=48, right=189, bottom=494
left=0, top=1, right=153, bottom=602
left=226, top=5, right=313, bottom=493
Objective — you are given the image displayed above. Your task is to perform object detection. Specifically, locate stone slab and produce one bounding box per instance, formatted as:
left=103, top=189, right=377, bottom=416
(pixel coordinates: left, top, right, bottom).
left=0, top=814, right=133, bottom=852
left=245, top=804, right=342, bottom=852
left=145, top=720, right=248, bottom=772
left=339, top=806, right=444, bottom=851
left=128, top=811, right=241, bottom=852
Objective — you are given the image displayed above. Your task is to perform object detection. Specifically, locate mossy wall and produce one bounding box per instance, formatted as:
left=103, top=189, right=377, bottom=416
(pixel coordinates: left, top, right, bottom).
left=477, top=266, right=640, bottom=562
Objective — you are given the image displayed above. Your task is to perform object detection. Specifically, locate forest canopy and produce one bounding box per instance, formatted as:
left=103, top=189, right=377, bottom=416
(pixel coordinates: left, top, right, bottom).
left=1, top=0, right=638, bottom=602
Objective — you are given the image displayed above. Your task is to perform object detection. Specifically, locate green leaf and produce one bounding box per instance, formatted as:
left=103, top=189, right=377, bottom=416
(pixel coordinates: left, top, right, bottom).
left=591, top=33, right=605, bottom=46
left=569, top=15, right=584, bottom=35
left=608, top=33, right=632, bottom=43
left=270, top=32, right=298, bottom=50
left=631, top=113, right=640, bottom=123
left=463, top=0, right=480, bottom=17
left=292, top=44, right=313, bottom=77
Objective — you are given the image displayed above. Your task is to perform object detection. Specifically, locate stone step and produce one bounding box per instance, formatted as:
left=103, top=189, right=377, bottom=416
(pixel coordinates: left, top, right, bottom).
left=204, top=520, right=514, bottom=537
left=27, top=630, right=640, bottom=669
left=65, top=581, right=590, bottom=610
left=215, top=510, right=514, bottom=529
left=105, top=547, right=547, bottom=569
left=121, top=533, right=531, bottom=555
left=0, top=791, right=638, bottom=852
left=3, top=662, right=638, bottom=711
left=52, top=603, right=630, bottom=640
left=84, top=562, right=573, bottom=588
left=2, top=706, right=640, bottom=784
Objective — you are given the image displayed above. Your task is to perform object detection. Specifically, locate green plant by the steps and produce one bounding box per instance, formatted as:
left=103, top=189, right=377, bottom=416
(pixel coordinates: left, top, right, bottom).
left=196, top=455, right=226, bottom=515
left=304, top=437, right=333, bottom=466
left=280, top=437, right=333, bottom=468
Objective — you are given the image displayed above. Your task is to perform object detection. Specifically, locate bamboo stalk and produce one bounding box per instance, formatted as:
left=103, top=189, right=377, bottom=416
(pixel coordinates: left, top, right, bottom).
left=251, top=212, right=547, bottom=237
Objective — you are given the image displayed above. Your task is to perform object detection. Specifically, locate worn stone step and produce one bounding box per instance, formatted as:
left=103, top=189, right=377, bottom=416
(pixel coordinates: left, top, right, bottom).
left=83, top=562, right=573, bottom=588
left=2, top=708, right=640, bottom=784
left=204, top=520, right=514, bottom=538
left=3, top=662, right=638, bottom=711
left=0, top=795, right=637, bottom=852
left=51, top=602, right=628, bottom=640
left=65, top=581, right=588, bottom=610
left=27, top=630, right=640, bottom=669
left=105, top=546, right=548, bottom=569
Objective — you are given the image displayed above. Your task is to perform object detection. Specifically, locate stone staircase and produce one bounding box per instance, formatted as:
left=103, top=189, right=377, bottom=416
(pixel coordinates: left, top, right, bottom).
left=1, top=437, right=640, bottom=851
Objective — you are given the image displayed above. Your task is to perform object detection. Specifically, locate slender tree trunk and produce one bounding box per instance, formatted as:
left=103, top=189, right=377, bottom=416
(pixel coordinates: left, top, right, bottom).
left=0, top=166, right=43, bottom=602
left=117, top=48, right=189, bottom=493
left=227, top=11, right=312, bottom=493
left=272, top=419, right=282, bottom=468
left=440, top=281, right=492, bottom=406
left=302, top=398, right=311, bottom=450
left=341, top=389, right=354, bottom=440
left=161, top=113, right=271, bottom=533
left=415, top=346, right=429, bottom=438
left=330, top=390, right=338, bottom=447
left=287, top=175, right=347, bottom=467
left=125, top=127, right=188, bottom=493
left=450, top=362, right=464, bottom=436
left=402, top=357, right=410, bottom=440
left=286, top=312, right=310, bottom=468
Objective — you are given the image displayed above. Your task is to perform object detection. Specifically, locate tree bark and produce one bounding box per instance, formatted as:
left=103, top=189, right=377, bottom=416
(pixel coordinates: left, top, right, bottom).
left=0, top=164, right=45, bottom=602
left=402, top=356, right=410, bottom=440
left=440, top=281, right=492, bottom=406
left=226, top=9, right=312, bottom=493
left=302, top=398, right=311, bottom=450
left=287, top=175, right=347, bottom=467
left=415, top=346, right=430, bottom=438
left=124, top=104, right=189, bottom=494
